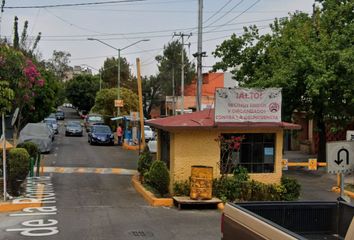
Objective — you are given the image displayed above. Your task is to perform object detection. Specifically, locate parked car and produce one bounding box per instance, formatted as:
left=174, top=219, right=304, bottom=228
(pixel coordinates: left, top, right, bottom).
left=144, top=125, right=154, bottom=141
left=84, top=114, right=104, bottom=132
left=88, top=125, right=114, bottom=145
left=55, top=110, right=65, bottom=120
left=65, top=122, right=83, bottom=136
left=18, top=123, right=53, bottom=153
left=43, top=118, right=59, bottom=134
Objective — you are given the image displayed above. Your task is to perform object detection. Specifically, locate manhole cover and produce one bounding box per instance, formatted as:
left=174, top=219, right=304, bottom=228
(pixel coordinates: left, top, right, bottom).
left=128, top=230, right=154, bottom=238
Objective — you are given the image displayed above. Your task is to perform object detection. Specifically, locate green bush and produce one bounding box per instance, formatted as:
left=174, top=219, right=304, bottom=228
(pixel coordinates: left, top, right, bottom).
left=17, top=142, right=40, bottom=159
left=233, top=166, right=249, bottom=182
left=147, top=161, right=170, bottom=196
left=173, top=180, right=190, bottom=196
left=8, top=148, right=30, bottom=196
left=212, top=169, right=300, bottom=202
left=281, top=176, right=301, bottom=201
left=137, top=147, right=153, bottom=177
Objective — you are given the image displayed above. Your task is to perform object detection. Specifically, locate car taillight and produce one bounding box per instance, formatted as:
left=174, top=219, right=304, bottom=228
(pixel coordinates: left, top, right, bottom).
left=221, top=213, right=224, bottom=235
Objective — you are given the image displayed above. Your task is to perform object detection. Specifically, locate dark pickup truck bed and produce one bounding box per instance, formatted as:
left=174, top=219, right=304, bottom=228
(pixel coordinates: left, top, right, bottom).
left=222, top=201, right=354, bottom=240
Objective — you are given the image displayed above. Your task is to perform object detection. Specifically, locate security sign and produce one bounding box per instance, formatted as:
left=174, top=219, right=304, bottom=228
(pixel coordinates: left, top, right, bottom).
left=326, top=141, right=354, bottom=174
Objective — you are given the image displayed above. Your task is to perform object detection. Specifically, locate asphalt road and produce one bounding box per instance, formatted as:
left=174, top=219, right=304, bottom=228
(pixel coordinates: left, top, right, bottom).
left=0, top=108, right=221, bottom=240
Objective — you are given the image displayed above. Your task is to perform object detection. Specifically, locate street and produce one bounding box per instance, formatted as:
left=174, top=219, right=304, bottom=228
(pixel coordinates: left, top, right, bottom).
left=0, top=108, right=221, bottom=240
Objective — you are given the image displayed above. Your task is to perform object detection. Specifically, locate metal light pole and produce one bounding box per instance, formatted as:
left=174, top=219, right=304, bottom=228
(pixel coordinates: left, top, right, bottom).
left=87, top=38, right=149, bottom=116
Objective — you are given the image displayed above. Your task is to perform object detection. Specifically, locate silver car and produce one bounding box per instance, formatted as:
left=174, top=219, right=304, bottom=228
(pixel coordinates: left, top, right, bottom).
left=43, top=117, right=59, bottom=134
left=18, top=123, right=53, bottom=153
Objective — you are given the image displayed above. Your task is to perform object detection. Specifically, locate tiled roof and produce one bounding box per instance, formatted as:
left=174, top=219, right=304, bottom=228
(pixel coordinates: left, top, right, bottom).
left=146, top=109, right=301, bottom=131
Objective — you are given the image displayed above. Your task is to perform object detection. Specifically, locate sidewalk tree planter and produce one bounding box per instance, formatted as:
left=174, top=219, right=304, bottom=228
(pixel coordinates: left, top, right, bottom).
left=16, top=142, right=40, bottom=177
left=7, top=148, right=30, bottom=196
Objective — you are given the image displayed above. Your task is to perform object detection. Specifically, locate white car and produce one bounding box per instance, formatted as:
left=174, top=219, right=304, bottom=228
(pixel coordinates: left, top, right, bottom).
left=144, top=125, right=154, bottom=141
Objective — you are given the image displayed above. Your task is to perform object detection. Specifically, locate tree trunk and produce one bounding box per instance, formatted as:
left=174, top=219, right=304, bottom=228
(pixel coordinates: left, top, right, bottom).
left=316, top=116, right=326, bottom=162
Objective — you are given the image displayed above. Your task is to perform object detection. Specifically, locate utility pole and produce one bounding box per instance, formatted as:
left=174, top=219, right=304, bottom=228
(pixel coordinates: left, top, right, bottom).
left=196, top=0, right=204, bottom=111
left=172, top=67, right=176, bottom=116
left=173, top=32, right=192, bottom=115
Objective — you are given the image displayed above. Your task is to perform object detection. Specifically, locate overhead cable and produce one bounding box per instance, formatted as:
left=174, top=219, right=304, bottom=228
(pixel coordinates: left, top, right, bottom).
left=3, top=0, right=146, bottom=9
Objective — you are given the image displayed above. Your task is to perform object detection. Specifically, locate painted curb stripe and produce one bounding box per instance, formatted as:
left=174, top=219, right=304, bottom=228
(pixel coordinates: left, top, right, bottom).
left=42, top=167, right=137, bottom=175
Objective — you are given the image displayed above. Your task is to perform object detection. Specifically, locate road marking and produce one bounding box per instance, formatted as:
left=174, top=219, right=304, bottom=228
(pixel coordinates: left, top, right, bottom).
left=43, top=167, right=137, bottom=175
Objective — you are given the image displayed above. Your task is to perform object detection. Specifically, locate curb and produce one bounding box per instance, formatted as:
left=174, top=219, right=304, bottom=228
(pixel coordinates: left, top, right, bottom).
left=0, top=184, right=44, bottom=212
left=123, top=143, right=140, bottom=151
left=331, top=186, right=354, bottom=199
left=131, top=175, right=173, bottom=207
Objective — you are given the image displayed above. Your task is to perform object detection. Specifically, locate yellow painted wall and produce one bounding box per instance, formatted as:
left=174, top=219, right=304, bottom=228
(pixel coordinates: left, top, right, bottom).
left=164, top=128, right=284, bottom=191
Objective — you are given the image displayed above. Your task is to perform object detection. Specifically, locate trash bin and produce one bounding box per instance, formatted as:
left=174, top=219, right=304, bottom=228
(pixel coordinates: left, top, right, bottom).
left=190, top=165, right=213, bottom=200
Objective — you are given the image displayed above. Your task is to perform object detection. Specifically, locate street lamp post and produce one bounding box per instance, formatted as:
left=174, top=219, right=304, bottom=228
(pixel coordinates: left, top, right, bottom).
left=87, top=38, right=149, bottom=116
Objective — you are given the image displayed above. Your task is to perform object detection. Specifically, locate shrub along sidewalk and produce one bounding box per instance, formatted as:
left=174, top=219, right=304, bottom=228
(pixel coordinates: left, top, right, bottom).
left=134, top=148, right=301, bottom=208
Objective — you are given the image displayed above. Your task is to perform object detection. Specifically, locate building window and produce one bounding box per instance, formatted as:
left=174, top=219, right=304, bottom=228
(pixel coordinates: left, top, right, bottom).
left=220, top=133, right=275, bottom=174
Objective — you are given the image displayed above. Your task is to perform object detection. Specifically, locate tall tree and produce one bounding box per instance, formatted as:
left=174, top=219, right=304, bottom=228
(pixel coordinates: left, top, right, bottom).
left=92, top=87, right=139, bottom=116
left=13, top=16, right=19, bottom=49
left=156, top=40, right=195, bottom=96
left=213, top=0, right=354, bottom=161
left=65, top=74, right=99, bottom=111
left=0, top=81, right=14, bottom=114
left=47, top=50, right=72, bottom=81
left=100, top=57, right=135, bottom=90
left=142, top=75, right=163, bottom=118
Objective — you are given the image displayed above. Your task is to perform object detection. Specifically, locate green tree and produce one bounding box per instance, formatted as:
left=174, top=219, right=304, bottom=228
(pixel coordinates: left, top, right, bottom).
left=156, top=40, right=195, bottom=96
left=213, top=0, right=354, bottom=161
left=142, top=75, right=163, bottom=118
left=13, top=16, right=19, bottom=49
left=66, top=74, right=99, bottom=111
left=0, top=81, right=14, bottom=113
left=100, top=57, right=135, bottom=90
left=47, top=50, right=72, bottom=81
left=12, top=16, right=41, bottom=56
left=92, top=87, right=138, bottom=116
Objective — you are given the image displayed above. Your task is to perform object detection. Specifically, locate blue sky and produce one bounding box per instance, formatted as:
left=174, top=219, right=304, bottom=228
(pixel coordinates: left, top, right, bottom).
left=1, top=0, right=314, bottom=76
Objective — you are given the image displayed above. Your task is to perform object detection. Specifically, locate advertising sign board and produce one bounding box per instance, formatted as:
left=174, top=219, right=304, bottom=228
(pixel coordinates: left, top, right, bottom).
left=215, top=88, right=282, bottom=122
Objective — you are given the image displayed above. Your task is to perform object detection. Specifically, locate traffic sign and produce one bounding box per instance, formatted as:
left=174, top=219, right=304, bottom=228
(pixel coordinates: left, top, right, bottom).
left=11, top=107, right=19, bottom=126
left=326, top=141, right=354, bottom=174
left=114, top=99, right=124, bottom=107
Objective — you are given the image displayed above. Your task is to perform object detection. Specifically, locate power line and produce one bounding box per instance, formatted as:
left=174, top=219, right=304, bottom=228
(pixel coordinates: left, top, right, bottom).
left=208, top=0, right=261, bottom=32
left=44, top=8, right=108, bottom=35
left=204, top=0, right=233, bottom=24
left=204, top=0, right=244, bottom=28
left=37, top=18, right=275, bottom=38
left=3, top=0, right=146, bottom=9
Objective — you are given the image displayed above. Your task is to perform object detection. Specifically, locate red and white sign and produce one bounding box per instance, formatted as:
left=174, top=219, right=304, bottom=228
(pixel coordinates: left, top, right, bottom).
left=215, top=88, right=282, bottom=122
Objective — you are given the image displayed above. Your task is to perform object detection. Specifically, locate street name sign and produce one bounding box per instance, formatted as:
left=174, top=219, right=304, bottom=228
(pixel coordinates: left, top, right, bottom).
left=326, top=141, right=354, bottom=174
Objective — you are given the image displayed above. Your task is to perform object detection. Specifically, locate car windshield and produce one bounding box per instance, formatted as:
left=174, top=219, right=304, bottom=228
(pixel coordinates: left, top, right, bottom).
left=68, top=124, right=81, bottom=128
left=93, top=126, right=111, bottom=133
left=44, top=118, right=57, bottom=124
left=144, top=126, right=151, bottom=131
left=88, top=116, right=103, bottom=122
left=56, top=111, right=64, bottom=116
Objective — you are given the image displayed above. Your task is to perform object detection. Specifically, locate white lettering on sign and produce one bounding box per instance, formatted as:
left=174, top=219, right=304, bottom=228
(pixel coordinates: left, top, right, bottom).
left=215, top=88, right=282, bottom=123
left=6, top=177, right=59, bottom=237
